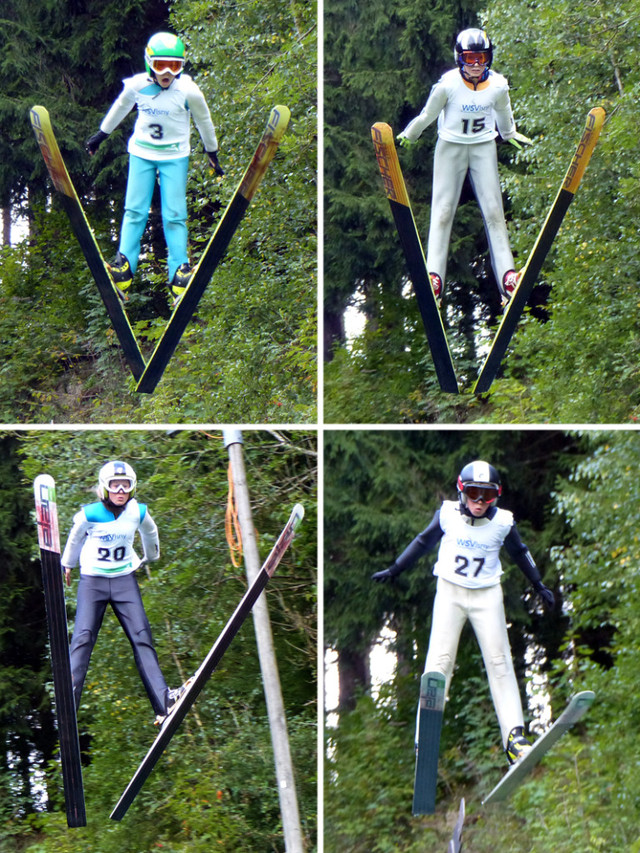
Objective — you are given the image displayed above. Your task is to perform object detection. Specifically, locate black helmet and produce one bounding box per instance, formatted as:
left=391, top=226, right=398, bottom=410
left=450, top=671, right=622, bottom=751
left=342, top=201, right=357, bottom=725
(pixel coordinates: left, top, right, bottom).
left=454, top=28, right=493, bottom=83
left=457, top=460, right=501, bottom=514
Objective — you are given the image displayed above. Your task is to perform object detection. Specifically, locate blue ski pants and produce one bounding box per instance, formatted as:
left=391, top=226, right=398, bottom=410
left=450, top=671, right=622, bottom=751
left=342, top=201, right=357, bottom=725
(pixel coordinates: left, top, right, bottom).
left=69, top=572, right=170, bottom=716
left=119, top=154, right=190, bottom=281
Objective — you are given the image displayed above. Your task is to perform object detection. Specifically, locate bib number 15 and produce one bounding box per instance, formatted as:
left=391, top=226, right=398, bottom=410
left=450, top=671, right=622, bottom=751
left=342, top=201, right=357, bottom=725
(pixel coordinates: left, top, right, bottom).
left=454, top=555, right=485, bottom=577
left=461, top=117, right=485, bottom=134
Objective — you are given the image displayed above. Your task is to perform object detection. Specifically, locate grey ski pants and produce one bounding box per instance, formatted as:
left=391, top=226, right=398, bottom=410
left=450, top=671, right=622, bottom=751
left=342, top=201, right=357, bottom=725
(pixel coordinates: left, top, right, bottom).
left=69, top=572, right=169, bottom=716
left=427, top=137, right=515, bottom=288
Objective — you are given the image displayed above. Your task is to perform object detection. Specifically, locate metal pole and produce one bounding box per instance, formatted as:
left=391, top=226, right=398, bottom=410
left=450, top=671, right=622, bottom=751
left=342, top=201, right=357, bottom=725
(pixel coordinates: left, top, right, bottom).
left=222, top=430, right=305, bottom=853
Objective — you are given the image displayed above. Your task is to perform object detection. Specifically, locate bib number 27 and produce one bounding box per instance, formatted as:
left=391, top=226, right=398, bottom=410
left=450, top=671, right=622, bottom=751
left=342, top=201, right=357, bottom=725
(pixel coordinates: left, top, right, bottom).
left=455, top=555, right=485, bottom=577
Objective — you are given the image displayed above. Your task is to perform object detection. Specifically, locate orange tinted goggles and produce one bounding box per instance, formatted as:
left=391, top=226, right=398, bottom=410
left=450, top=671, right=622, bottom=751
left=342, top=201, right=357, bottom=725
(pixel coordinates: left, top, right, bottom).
left=461, top=51, right=490, bottom=66
left=150, top=57, right=184, bottom=74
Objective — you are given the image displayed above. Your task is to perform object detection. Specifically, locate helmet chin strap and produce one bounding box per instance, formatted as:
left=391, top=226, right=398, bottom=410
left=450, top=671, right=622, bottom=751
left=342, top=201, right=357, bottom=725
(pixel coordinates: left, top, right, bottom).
left=459, top=497, right=497, bottom=525
left=460, top=66, right=489, bottom=87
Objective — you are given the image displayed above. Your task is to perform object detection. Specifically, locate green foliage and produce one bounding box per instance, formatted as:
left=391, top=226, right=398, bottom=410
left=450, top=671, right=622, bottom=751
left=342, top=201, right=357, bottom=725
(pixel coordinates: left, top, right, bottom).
left=325, top=693, right=447, bottom=853
left=324, top=429, right=577, bottom=715
left=1, top=0, right=316, bottom=422
left=324, top=0, right=640, bottom=423
left=325, top=433, right=640, bottom=850
left=4, top=429, right=317, bottom=851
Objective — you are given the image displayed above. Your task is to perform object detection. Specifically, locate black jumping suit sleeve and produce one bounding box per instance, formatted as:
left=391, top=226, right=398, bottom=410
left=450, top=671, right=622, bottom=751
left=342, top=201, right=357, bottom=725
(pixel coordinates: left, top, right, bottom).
left=504, top=523, right=555, bottom=608
left=389, top=509, right=444, bottom=577
left=503, top=523, right=542, bottom=584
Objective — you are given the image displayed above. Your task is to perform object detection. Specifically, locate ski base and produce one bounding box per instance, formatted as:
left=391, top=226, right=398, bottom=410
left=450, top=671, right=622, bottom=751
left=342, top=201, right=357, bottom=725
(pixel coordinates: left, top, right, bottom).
left=448, top=798, right=465, bottom=853
left=30, top=105, right=146, bottom=380
left=34, top=475, right=86, bottom=827
left=483, top=690, right=595, bottom=805
left=135, top=105, right=290, bottom=394
left=371, top=122, right=459, bottom=394
left=412, top=671, right=446, bottom=815
left=110, top=504, right=303, bottom=820
left=473, top=108, right=605, bottom=394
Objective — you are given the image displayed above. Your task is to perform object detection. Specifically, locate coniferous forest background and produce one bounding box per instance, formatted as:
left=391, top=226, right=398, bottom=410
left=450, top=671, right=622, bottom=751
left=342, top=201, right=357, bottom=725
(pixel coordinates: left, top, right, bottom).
left=0, top=0, right=316, bottom=423
left=0, top=429, right=317, bottom=852
left=324, top=429, right=640, bottom=851
left=324, top=0, right=639, bottom=423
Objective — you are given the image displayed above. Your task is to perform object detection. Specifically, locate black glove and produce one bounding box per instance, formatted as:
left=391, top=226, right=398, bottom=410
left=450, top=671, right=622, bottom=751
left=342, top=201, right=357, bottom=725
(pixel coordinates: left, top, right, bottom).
left=207, top=150, right=224, bottom=176
left=371, top=566, right=397, bottom=583
left=533, top=581, right=555, bottom=609
left=86, top=130, right=109, bottom=156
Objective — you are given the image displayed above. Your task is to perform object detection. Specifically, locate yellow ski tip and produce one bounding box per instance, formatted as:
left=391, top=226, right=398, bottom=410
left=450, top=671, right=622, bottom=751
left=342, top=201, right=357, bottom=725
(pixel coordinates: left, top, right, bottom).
left=562, top=107, right=605, bottom=194
left=269, top=105, right=291, bottom=139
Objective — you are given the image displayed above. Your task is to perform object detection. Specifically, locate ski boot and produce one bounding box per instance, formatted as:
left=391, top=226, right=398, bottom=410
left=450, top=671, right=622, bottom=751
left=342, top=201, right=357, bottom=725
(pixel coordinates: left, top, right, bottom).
left=154, top=678, right=194, bottom=727
left=170, top=263, right=192, bottom=305
left=505, top=725, right=532, bottom=765
left=500, top=269, right=521, bottom=306
left=429, top=272, right=443, bottom=305
left=106, top=251, right=133, bottom=299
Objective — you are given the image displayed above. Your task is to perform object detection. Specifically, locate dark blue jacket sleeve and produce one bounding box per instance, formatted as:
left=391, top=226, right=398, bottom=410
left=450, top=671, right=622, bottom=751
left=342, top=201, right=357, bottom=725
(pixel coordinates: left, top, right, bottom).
left=504, top=523, right=542, bottom=584
left=389, top=509, right=444, bottom=576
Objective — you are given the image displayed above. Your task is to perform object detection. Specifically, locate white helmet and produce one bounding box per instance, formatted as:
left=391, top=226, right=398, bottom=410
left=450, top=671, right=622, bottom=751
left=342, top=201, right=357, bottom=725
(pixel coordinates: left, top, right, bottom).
left=98, top=461, right=137, bottom=501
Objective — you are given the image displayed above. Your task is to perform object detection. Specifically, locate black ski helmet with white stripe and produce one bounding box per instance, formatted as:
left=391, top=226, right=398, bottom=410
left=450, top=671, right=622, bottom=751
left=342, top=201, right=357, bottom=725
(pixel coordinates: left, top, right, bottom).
left=457, top=460, right=502, bottom=515
left=454, top=28, right=493, bottom=83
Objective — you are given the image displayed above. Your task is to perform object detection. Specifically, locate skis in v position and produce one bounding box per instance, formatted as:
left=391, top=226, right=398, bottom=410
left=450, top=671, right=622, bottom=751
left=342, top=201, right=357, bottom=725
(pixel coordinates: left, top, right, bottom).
left=371, top=122, right=459, bottom=394
left=34, top=475, right=86, bottom=827
left=30, top=105, right=290, bottom=393
left=474, top=108, right=605, bottom=394
left=110, top=503, right=304, bottom=820
left=483, top=690, right=595, bottom=804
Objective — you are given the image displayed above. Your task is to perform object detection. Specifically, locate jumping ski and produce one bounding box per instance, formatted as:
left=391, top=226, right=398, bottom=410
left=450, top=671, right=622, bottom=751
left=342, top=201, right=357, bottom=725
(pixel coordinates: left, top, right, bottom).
left=135, top=105, right=290, bottom=393
left=448, top=798, right=465, bottom=853
left=34, top=475, right=86, bottom=828
left=474, top=107, right=605, bottom=394
left=110, top=503, right=304, bottom=820
left=413, top=670, right=446, bottom=815
left=483, top=690, right=595, bottom=804
left=30, top=106, right=146, bottom=380
left=371, top=122, right=459, bottom=394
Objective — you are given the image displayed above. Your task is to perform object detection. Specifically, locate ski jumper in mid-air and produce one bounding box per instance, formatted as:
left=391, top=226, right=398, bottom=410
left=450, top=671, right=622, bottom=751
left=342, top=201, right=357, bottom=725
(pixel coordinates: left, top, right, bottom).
left=397, top=28, right=529, bottom=305
left=62, top=461, right=186, bottom=725
left=372, top=460, right=555, bottom=764
left=86, top=32, right=224, bottom=300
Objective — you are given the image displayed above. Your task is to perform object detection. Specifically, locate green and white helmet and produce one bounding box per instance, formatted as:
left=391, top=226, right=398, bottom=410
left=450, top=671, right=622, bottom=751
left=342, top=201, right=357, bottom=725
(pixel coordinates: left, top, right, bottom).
left=98, top=460, right=137, bottom=501
left=144, top=32, right=186, bottom=77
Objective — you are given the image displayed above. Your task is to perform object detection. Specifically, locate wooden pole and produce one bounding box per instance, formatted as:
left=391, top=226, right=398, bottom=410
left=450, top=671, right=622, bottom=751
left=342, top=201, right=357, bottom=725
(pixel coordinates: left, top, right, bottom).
left=223, top=430, right=305, bottom=853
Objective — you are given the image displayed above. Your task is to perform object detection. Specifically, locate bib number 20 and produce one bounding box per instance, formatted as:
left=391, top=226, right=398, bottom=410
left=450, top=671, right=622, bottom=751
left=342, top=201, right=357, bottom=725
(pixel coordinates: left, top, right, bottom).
left=454, top=555, right=485, bottom=577
left=98, top=546, right=127, bottom=562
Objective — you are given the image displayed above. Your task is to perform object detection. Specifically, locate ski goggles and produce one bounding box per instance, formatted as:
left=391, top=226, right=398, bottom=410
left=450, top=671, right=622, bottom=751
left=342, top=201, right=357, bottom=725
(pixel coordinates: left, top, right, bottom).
left=149, top=57, right=185, bottom=75
left=463, top=485, right=500, bottom=502
left=108, top=478, right=135, bottom=494
left=460, top=51, right=491, bottom=66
